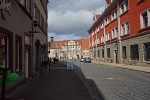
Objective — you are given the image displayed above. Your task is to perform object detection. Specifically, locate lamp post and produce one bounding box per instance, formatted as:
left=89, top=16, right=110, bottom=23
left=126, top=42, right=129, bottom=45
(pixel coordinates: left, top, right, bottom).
left=48, top=37, right=53, bottom=58
left=28, top=19, right=39, bottom=77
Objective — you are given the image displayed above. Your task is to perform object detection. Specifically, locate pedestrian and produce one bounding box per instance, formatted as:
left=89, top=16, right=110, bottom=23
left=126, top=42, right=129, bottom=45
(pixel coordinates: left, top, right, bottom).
left=53, top=58, right=56, bottom=64
left=48, top=58, right=51, bottom=70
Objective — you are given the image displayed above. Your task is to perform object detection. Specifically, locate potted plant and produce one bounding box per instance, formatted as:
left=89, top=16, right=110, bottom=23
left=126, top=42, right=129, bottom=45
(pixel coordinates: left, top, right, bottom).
left=41, top=61, right=49, bottom=66
left=41, top=61, right=49, bottom=73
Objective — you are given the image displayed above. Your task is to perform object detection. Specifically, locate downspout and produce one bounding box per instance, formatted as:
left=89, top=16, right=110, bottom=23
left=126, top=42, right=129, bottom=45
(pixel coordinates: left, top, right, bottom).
left=32, top=0, right=35, bottom=77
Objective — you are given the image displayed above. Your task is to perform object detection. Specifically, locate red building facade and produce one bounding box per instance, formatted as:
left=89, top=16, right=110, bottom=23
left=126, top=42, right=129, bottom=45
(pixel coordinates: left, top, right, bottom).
left=88, top=0, right=150, bottom=67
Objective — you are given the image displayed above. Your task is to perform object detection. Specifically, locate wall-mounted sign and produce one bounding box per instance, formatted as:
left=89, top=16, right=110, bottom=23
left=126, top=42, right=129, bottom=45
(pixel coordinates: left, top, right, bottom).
left=25, top=35, right=30, bottom=45
left=0, top=0, right=11, bottom=20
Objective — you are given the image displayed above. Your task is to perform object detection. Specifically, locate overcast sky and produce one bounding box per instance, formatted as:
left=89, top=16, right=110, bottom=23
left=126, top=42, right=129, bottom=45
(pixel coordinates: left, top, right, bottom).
left=47, top=0, right=105, bottom=41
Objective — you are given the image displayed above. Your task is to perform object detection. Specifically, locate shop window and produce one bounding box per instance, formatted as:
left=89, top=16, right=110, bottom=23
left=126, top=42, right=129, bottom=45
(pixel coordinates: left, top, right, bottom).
left=122, top=46, right=126, bottom=59
left=130, top=44, right=139, bottom=60
left=144, top=42, right=150, bottom=61
left=0, top=34, right=8, bottom=68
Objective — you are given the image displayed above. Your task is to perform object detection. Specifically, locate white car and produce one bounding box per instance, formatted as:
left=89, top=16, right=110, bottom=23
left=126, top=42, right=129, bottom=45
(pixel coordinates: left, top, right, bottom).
left=80, top=58, right=85, bottom=62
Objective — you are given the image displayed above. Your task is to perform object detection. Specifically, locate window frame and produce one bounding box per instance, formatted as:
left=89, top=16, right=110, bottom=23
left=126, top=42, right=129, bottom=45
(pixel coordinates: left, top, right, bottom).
left=140, top=9, right=150, bottom=29
left=121, top=21, right=130, bottom=36
left=15, top=34, right=22, bottom=73
left=120, top=0, right=129, bottom=15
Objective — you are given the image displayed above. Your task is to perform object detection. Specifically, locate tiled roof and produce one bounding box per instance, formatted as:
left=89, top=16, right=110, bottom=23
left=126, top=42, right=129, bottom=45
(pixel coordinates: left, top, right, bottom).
left=49, top=39, right=89, bottom=49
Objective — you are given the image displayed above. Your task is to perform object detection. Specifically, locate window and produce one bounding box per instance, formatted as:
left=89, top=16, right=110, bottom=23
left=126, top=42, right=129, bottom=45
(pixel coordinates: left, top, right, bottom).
left=144, top=42, right=150, bottom=61
left=94, top=50, right=96, bottom=58
left=125, top=22, right=130, bottom=34
left=124, top=0, right=128, bottom=10
left=34, top=5, right=40, bottom=26
left=112, top=9, right=117, bottom=20
left=0, top=34, right=8, bottom=68
left=112, top=27, right=118, bottom=39
left=96, top=26, right=100, bottom=32
left=107, top=48, right=110, bottom=58
left=101, top=34, right=104, bottom=43
left=19, top=0, right=31, bottom=14
left=140, top=9, right=150, bottom=28
left=122, top=46, right=126, bottom=59
left=105, top=16, right=110, bottom=25
left=121, top=21, right=130, bottom=36
left=98, top=50, right=100, bottom=58
left=102, top=49, right=104, bottom=58
left=106, top=32, right=110, bottom=41
left=26, top=0, right=30, bottom=13
left=120, top=0, right=128, bottom=15
left=20, top=0, right=25, bottom=7
left=122, top=24, right=125, bottom=35
left=101, top=21, right=104, bottom=29
left=130, top=44, right=139, bottom=60
left=16, top=39, right=19, bottom=71
left=92, top=30, right=94, bottom=36
left=120, top=4, right=124, bottom=14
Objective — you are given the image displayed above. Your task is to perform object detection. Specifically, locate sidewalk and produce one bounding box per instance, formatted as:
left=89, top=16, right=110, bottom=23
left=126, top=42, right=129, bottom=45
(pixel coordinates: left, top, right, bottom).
left=92, top=61, right=150, bottom=73
left=6, top=61, right=92, bottom=100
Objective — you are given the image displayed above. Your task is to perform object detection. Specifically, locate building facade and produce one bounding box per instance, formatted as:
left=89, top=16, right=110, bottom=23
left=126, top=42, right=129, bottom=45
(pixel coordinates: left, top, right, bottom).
left=48, top=38, right=89, bottom=60
left=0, top=0, right=49, bottom=93
left=34, top=0, right=49, bottom=75
left=88, top=0, right=150, bottom=67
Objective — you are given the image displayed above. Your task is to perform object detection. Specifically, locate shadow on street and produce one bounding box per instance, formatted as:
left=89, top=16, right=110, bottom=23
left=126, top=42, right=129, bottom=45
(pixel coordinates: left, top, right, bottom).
left=72, top=61, right=105, bottom=100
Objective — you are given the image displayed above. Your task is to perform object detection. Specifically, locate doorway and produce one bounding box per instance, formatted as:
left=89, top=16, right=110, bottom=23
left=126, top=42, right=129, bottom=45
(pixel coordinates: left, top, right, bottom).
left=114, top=50, right=117, bottom=63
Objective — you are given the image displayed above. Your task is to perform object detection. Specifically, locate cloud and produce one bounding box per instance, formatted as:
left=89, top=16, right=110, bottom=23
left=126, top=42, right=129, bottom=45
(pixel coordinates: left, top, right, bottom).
left=48, top=0, right=105, bottom=41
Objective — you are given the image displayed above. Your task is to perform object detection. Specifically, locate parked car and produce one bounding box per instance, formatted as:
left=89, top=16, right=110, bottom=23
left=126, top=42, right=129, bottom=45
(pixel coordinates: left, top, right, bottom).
left=84, top=58, right=91, bottom=63
left=80, top=58, right=85, bottom=62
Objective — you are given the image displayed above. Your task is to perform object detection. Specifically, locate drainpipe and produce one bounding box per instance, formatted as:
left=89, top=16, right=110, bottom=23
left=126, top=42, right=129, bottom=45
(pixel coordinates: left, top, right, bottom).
left=32, top=0, right=35, bottom=77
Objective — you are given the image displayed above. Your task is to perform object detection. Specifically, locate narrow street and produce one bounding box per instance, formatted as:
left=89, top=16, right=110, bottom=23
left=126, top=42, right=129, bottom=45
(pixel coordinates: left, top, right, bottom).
left=73, top=60, right=150, bottom=100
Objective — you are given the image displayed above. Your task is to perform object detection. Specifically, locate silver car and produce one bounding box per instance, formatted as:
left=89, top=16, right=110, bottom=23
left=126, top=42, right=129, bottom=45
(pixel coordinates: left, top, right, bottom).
left=84, top=58, right=91, bottom=63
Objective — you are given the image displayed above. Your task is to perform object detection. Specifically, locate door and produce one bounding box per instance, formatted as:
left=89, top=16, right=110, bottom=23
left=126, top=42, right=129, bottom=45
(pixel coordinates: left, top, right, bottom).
left=25, top=49, right=29, bottom=78
left=114, top=50, right=117, bottom=63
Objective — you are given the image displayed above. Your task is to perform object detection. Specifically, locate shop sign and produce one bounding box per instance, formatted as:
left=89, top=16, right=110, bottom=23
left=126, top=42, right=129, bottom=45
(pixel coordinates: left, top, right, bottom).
left=25, top=35, right=30, bottom=45
left=0, top=0, right=11, bottom=20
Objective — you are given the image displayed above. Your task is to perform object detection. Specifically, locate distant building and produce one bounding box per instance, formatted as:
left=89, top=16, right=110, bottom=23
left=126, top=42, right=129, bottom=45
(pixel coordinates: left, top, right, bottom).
left=88, top=0, right=150, bottom=67
left=48, top=38, right=89, bottom=60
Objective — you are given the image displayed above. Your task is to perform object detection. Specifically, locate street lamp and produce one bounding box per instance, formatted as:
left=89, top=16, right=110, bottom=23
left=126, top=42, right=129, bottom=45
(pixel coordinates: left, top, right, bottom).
left=28, top=19, right=39, bottom=77
left=48, top=37, right=54, bottom=58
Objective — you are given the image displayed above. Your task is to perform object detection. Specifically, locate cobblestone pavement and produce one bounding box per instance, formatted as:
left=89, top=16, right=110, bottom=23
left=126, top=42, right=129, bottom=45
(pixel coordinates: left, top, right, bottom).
left=73, top=60, right=150, bottom=100
left=6, top=61, right=92, bottom=100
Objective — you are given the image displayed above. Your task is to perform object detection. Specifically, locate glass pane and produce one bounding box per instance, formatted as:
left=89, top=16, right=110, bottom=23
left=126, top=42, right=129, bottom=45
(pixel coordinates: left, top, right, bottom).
left=0, top=34, right=8, bottom=68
